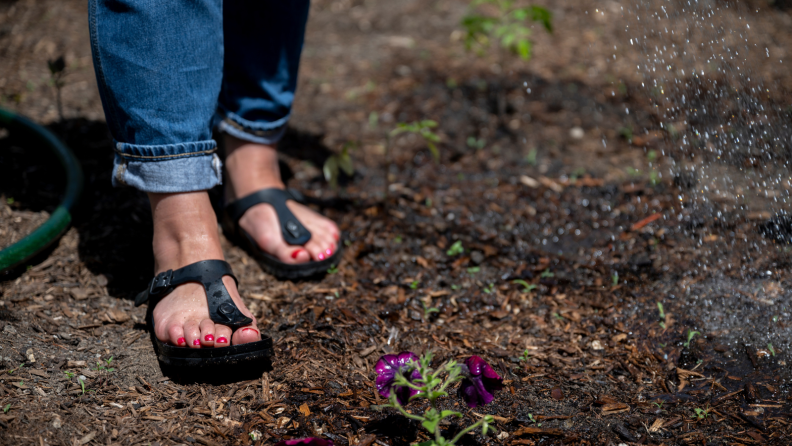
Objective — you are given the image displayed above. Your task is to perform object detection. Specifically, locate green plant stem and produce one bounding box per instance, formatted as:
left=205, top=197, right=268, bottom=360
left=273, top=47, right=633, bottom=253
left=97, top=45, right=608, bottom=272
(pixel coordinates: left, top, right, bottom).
left=391, top=396, right=425, bottom=422
left=449, top=417, right=486, bottom=444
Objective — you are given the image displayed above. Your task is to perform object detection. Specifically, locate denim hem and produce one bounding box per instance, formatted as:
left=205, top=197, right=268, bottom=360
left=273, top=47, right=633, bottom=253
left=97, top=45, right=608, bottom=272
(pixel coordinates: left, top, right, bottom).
left=216, top=109, right=289, bottom=145
left=112, top=153, right=223, bottom=193
left=114, top=139, right=217, bottom=162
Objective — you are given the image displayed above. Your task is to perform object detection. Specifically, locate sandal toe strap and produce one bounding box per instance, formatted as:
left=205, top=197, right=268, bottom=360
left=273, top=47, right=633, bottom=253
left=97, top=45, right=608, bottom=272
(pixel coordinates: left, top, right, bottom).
left=136, top=260, right=253, bottom=331
left=225, top=188, right=312, bottom=246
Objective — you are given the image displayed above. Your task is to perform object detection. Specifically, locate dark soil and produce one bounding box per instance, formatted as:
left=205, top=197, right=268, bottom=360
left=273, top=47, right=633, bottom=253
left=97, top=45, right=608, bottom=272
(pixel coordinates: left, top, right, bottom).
left=2, top=0, right=792, bottom=445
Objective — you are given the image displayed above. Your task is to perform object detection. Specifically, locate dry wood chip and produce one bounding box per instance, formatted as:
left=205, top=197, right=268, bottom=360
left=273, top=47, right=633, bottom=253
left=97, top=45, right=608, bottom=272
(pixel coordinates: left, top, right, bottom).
left=298, top=403, right=311, bottom=417
left=142, top=415, right=165, bottom=421
left=29, top=369, right=48, bottom=378
left=601, top=403, right=630, bottom=415
left=472, top=412, right=511, bottom=423
left=513, top=426, right=565, bottom=436
left=648, top=418, right=664, bottom=433
left=106, top=308, right=130, bottom=323
left=77, top=431, right=96, bottom=445
left=195, top=437, right=222, bottom=446
left=676, top=367, right=705, bottom=379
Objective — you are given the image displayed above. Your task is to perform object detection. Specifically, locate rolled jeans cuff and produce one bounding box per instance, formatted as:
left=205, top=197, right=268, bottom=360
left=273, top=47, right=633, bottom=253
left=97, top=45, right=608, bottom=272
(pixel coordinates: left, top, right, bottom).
left=216, top=110, right=288, bottom=146
left=112, top=140, right=223, bottom=193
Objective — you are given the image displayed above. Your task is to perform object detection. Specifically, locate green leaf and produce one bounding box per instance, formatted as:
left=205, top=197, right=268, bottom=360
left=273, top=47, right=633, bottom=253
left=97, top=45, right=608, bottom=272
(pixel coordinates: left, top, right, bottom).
left=446, top=240, right=464, bottom=256
left=516, top=39, right=531, bottom=60
left=440, top=410, right=463, bottom=419
left=338, top=152, right=354, bottom=176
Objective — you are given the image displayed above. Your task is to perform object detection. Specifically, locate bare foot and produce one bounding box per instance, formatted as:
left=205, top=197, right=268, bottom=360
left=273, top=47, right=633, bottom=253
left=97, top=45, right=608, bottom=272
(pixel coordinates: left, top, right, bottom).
left=149, top=191, right=260, bottom=348
left=224, top=135, right=340, bottom=264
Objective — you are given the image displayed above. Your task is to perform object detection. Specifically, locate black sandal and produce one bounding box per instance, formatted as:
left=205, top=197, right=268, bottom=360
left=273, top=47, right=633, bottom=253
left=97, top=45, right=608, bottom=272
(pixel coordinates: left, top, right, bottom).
left=221, top=188, right=342, bottom=280
left=135, top=260, right=272, bottom=368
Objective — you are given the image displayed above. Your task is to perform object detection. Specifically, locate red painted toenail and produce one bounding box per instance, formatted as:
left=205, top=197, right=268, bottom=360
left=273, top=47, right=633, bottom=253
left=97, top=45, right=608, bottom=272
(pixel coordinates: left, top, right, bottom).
left=326, top=248, right=333, bottom=256
left=318, top=253, right=325, bottom=260
left=217, top=337, right=228, bottom=343
left=193, top=339, right=201, bottom=346
left=177, top=337, right=186, bottom=346
left=205, top=334, right=214, bottom=342
left=243, top=328, right=259, bottom=335
left=291, top=249, right=302, bottom=259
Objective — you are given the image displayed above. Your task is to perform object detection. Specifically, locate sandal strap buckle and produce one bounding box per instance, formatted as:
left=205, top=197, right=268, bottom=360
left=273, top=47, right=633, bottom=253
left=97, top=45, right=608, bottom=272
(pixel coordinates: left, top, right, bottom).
left=150, top=269, right=173, bottom=295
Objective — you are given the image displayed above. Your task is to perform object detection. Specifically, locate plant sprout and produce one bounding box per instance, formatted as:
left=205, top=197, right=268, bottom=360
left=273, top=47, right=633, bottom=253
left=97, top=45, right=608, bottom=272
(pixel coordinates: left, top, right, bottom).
left=768, top=343, right=776, bottom=357
left=657, top=302, right=666, bottom=329
left=446, top=241, right=464, bottom=256
left=461, top=0, right=552, bottom=60
left=323, top=141, right=356, bottom=189
left=683, top=329, right=700, bottom=348
left=512, top=279, right=536, bottom=293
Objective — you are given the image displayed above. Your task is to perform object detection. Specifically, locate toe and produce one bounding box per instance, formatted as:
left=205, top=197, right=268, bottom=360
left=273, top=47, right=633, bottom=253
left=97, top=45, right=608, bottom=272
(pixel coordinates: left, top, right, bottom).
left=199, top=319, right=216, bottom=347
left=304, top=238, right=331, bottom=261
left=167, top=323, right=187, bottom=347
left=232, top=325, right=261, bottom=345
left=215, top=325, right=232, bottom=348
left=183, top=320, right=202, bottom=348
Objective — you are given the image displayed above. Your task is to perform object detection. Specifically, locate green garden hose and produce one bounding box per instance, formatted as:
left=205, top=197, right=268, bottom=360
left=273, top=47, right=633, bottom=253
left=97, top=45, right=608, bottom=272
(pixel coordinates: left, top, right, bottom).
left=0, top=108, right=83, bottom=274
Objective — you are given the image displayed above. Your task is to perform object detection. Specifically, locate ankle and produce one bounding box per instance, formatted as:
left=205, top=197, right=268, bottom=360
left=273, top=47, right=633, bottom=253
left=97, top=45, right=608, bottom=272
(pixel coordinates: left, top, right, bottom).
left=224, top=134, right=285, bottom=198
left=148, top=191, right=224, bottom=272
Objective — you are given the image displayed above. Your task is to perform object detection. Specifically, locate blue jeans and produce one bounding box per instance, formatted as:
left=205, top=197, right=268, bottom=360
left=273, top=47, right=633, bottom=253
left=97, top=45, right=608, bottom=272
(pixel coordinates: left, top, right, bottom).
left=88, top=0, right=310, bottom=193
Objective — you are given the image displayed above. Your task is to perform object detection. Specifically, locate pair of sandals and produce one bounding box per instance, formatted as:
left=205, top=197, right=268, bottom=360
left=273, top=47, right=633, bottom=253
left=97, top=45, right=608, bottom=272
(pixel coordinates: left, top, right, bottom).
left=135, top=188, right=341, bottom=369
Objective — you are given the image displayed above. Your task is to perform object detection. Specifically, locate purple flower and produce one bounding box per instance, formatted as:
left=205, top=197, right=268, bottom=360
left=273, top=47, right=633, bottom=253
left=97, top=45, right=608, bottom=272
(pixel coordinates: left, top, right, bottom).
left=458, top=356, right=503, bottom=408
left=375, top=351, right=422, bottom=404
left=275, top=439, right=333, bottom=446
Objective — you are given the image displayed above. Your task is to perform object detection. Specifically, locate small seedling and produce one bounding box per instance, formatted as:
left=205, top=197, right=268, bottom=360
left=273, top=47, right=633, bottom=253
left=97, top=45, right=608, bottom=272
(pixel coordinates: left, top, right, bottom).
left=652, top=401, right=663, bottom=409
left=461, top=0, right=552, bottom=60
left=683, top=329, right=700, bottom=348
left=94, top=356, right=116, bottom=373
left=5, top=363, right=24, bottom=375
left=323, top=141, right=356, bottom=189
left=540, top=269, right=554, bottom=279
left=466, top=266, right=481, bottom=274
left=569, top=167, right=586, bottom=182
left=410, top=280, right=420, bottom=290
left=657, top=302, right=666, bottom=329
left=6, top=197, right=13, bottom=205
left=525, top=148, right=538, bottom=166
left=78, top=378, right=85, bottom=396
left=450, top=284, right=460, bottom=291
left=552, top=312, right=563, bottom=321
left=446, top=241, right=464, bottom=256
left=327, top=264, right=339, bottom=275
left=611, top=272, right=619, bottom=287
left=2, top=404, right=9, bottom=414
left=526, top=413, right=541, bottom=426
left=64, top=371, right=75, bottom=379
left=626, top=166, right=640, bottom=177
left=619, top=126, right=634, bottom=144
left=394, top=235, right=403, bottom=244
left=773, top=315, right=780, bottom=323
left=482, top=283, right=495, bottom=294
left=649, top=171, right=660, bottom=186
left=519, top=349, right=530, bottom=362
left=647, top=149, right=658, bottom=163
left=512, top=279, right=536, bottom=293
left=420, top=300, right=440, bottom=320
left=693, top=406, right=710, bottom=420
left=466, top=136, right=486, bottom=150
left=390, top=120, right=441, bottom=161
left=768, top=343, right=776, bottom=357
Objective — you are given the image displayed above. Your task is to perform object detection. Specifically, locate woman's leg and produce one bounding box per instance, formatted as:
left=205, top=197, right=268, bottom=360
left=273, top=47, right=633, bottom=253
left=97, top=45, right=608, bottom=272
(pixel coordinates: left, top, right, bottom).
left=218, top=0, right=340, bottom=264
left=88, top=0, right=259, bottom=347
